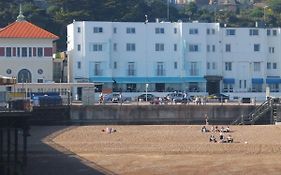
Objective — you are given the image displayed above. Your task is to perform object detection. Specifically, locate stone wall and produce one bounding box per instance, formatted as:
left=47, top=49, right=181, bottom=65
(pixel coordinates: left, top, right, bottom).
left=70, top=105, right=263, bottom=125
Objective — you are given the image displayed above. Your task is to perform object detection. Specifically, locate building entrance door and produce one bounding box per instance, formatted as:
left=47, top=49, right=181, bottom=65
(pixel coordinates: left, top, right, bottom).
left=204, top=75, right=222, bottom=95
left=155, top=83, right=165, bottom=92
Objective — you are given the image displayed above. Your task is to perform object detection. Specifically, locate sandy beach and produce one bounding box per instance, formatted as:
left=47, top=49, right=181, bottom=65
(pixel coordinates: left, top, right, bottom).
left=38, top=125, right=281, bottom=175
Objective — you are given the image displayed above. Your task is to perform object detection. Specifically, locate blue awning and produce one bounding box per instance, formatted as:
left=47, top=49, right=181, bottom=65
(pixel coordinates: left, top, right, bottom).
left=89, top=77, right=114, bottom=83
left=252, top=78, right=263, bottom=84
left=266, top=78, right=281, bottom=84
left=223, top=78, right=235, bottom=84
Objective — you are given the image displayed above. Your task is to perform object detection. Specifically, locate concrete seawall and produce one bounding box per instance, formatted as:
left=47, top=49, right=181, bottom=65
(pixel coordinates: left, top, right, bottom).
left=70, top=105, right=265, bottom=125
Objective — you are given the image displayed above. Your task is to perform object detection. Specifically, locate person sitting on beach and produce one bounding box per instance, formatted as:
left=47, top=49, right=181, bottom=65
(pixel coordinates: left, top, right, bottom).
left=219, top=132, right=224, bottom=140
left=225, top=126, right=230, bottom=132
left=209, top=134, right=217, bottom=142
left=227, top=135, right=233, bottom=143
left=211, top=125, right=215, bottom=132
left=220, top=126, right=230, bottom=132
left=215, top=125, right=219, bottom=132
left=219, top=132, right=228, bottom=143
left=201, top=126, right=209, bottom=132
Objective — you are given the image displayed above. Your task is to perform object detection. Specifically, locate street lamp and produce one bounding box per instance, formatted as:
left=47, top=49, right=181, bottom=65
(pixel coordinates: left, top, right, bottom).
left=145, top=84, right=149, bottom=102
left=263, top=6, right=269, bottom=25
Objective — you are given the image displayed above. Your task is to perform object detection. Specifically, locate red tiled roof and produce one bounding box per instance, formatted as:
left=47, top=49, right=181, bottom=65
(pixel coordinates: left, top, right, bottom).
left=0, top=20, right=59, bottom=39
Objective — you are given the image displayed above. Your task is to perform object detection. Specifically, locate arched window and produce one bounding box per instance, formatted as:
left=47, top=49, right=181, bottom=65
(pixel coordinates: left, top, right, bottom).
left=18, top=69, right=32, bottom=83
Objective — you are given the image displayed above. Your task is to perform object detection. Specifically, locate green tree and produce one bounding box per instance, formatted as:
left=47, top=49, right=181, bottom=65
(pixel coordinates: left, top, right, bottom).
left=268, top=0, right=281, bottom=13
left=181, top=2, right=198, bottom=21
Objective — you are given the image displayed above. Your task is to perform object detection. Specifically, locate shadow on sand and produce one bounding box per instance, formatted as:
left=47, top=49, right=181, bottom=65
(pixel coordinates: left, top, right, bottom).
left=25, top=126, right=116, bottom=175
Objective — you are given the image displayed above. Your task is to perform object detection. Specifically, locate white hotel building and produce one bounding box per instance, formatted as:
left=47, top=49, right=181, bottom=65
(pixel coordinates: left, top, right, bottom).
left=67, top=21, right=281, bottom=97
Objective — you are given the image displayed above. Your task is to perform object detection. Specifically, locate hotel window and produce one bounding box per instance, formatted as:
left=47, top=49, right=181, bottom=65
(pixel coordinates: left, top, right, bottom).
left=267, top=62, right=271, bottom=69
left=113, top=27, right=117, bottom=33
left=126, top=43, right=136, bottom=51
left=126, top=83, right=136, bottom=92
left=0, top=47, right=4, bottom=56
left=155, top=27, right=164, bottom=34
left=128, top=62, right=135, bottom=76
left=93, top=27, right=103, bottom=33
left=212, top=29, right=215, bottom=34
left=22, top=47, right=27, bottom=57
left=29, top=47, right=32, bottom=57
left=77, top=61, right=81, bottom=69
left=190, top=62, right=198, bottom=76
left=253, top=62, right=260, bottom=72
left=225, top=62, right=232, bottom=71
left=225, top=44, right=231, bottom=52
left=155, top=43, right=164, bottom=51
left=37, top=69, right=43, bottom=74
left=249, top=29, right=259, bottom=36
left=38, top=47, right=43, bottom=57
left=37, top=79, right=43, bottom=83
left=44, top=48, right=52, bottom=56
left=174, top=62, right=178, bottom=69
left=212, top=45, right=215, bottom=52
left=238, top=79, right=243, bottom=89
left=189, top=28, right=198, bottom=34
left=6, top=69, right=11, bottom=74
left=156, top=62, right=165, bottom=76
left=254, top=44, right=260, bottom=52
left=126, top=27, right=135, bottom=34
left=17, top=47, right=20, bottom=57
left=77, top=44, right=81, bottom=51
left=12, top=48, right=16, bottom=56
left=77, top=27, right=81, bottom=33
left=94, top=62, right=102, bottom=76
left=273, top=62, right=277, bottom=69
left=114, top=61, right=117, bottom=69
left=6, top=47, right=11, bottom=57
left=174, top=28, right=177, bottom=34
left=226, top=29, right=235, bottom=36
left=189, top=44, right=199, bottom=52
left=206, top=28, right=210, bottom=35
left=273, top=30, right=277, bottom=36
left=207, top=62, right=210, bottom=69
left=93, top=44, right=103, bottom=51
left=267, top=30, right=271, bottom=36
left=174, top=44, right=177, bottom=51
left=113, top=43, right=117, bottom=51
left=269, top=47, right=275, bottom=53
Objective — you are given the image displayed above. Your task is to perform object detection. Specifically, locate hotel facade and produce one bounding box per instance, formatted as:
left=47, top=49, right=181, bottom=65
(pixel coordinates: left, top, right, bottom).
left=67, top=21, right=281, bottom=96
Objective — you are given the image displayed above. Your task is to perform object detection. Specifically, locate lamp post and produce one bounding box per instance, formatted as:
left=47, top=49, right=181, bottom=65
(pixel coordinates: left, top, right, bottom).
left=145, top=83, right=149, bottom=102
left=263, top=6, right=268, bottom=25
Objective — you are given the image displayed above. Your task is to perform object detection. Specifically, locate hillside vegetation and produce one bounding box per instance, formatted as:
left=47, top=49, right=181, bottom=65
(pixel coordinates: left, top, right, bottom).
left=1, top=0, right=280, bottom=51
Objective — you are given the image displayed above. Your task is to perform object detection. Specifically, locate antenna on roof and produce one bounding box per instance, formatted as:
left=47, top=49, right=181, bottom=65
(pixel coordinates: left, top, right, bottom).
left=16, top=4, right=26, bottom=22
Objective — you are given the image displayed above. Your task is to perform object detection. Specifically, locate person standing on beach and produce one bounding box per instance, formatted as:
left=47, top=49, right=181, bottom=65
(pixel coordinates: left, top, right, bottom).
left=205, top=114, right=209, bottom=125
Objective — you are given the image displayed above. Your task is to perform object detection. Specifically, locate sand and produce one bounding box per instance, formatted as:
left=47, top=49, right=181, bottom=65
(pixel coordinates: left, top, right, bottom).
left=46, top=125, right=281, bottom=175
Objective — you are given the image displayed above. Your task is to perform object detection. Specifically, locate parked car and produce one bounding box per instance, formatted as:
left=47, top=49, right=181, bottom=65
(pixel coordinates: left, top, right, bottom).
left=104, top=93, right=131, bottom=103
left=137, top=93, right=155, bottom=102
left=208, top=93, right=230, bottom=102
left=165, top=92, right=191, bottom=104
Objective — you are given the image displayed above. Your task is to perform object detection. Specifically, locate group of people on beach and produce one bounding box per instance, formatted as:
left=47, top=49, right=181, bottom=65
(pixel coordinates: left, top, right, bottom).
left=102, top=127, right=117, bottom=134
left=201, top=125, right=233, bottom=143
